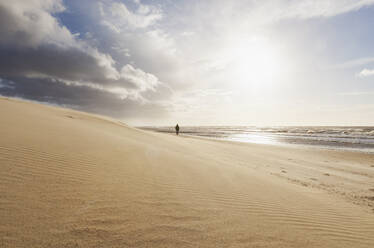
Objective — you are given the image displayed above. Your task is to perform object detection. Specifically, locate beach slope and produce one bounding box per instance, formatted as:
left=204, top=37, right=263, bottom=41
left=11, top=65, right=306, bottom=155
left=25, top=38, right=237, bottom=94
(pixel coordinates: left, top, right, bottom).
left=0, top=97, right=373, bottom=248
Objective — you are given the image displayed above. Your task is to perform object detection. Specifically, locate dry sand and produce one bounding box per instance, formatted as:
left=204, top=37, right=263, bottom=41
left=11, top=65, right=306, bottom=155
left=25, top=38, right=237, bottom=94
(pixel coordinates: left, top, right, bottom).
left=0, top=97, right=374, bottom=248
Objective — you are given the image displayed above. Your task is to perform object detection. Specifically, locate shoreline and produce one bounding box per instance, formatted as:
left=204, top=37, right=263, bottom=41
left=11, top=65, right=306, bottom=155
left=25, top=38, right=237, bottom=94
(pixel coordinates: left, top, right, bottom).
left=186, top=133, right=374, bottom=154
left=142, top=130, right=374, bottom=213
left=1, top=97, right=374, bottom=247
left=140, top=128, right=374, bottom=154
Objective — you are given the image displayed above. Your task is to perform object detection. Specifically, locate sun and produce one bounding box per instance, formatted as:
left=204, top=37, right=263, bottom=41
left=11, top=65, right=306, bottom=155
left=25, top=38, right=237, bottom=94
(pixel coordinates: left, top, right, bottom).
left=225, top=36, right=283, bottom=91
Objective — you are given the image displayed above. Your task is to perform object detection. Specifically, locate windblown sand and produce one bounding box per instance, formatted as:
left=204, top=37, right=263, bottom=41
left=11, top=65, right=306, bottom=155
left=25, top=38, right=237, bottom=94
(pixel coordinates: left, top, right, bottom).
left=1, top=97, right=374, bottom=248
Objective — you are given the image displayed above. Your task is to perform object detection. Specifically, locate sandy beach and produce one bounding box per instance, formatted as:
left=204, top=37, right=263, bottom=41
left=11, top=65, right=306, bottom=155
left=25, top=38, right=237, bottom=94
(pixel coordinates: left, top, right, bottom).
left=1, top=97, right=374, bottom=248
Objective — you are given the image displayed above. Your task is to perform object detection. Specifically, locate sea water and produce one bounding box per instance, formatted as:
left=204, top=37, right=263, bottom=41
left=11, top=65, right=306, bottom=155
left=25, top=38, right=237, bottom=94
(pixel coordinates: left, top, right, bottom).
left=140, top=126, right=374, bottom=153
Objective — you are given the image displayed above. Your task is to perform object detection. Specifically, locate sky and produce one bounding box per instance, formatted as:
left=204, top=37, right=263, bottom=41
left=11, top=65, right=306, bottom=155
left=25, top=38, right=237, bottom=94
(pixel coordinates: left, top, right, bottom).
left=0, top=0, right=374, bottom=126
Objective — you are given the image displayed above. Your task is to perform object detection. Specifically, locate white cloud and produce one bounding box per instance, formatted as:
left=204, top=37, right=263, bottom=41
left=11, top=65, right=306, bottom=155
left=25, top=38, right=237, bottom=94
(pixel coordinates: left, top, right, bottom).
left=3, top=0, right=374, bottom=124
left=333, top=57, right=374, bottom=69
left=180, top=31, right=195, bottom=36
left=259, top=0, right=373, bottom=20
left=338, top=91, right=374, bottom=96
left=120, top=64, right=160, bottom=92
left=357, top=68, right=374, bottom=77
left=100, top=20, right=121, bottom=34
left=172, top=0, right=374, bottom=34
left=100, top=1, right=162, bottom=31
left=0, top=0, right=166, bottom=104
left=276, top=0, right=374, bottom=19
left=0, top=0, right=70, bottom=48
left=0, top=0, right=121, bottom=82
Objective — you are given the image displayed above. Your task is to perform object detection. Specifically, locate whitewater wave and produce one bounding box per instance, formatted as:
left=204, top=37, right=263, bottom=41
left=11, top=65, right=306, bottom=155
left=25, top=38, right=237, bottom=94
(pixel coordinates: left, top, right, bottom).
left=141, top=126, right=374, bottom=153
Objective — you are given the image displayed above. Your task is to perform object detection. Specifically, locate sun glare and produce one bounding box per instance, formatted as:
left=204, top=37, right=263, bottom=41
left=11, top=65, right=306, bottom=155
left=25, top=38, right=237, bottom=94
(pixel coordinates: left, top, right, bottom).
left=225, top=37, right=283, bottom=91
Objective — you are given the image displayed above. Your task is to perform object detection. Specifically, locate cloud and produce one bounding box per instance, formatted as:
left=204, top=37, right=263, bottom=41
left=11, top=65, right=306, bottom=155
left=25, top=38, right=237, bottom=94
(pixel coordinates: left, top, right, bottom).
left=0, top=0, right=117, bottom=83
left=0, top=0, right=170, bottom=120
left=338, top=91, right=374, bottom=96
left=180, top=31, right=195, bottom=37
left=87, top=1, right=186, bottom=89
left=99, top=0, right=162, bottom=30
left=332, top=57, right=374, bottom=69
left=357, top=68, right=374, bottom=77
left=168, top=0, right=374, bottom=34
left=1, top=0, right=374, bottom=125
left=120, top=64, right=159, bottom=92
left=276, top=0, right=374, bottom=19
left=0, top=0, right=66, bottom=48
left=0, top=77, right=169, bottom=120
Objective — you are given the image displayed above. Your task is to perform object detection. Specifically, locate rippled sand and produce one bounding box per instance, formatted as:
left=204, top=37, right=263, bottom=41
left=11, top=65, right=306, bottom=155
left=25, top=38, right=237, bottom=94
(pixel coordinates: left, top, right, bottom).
left=1, top=97, right=374, bottom=247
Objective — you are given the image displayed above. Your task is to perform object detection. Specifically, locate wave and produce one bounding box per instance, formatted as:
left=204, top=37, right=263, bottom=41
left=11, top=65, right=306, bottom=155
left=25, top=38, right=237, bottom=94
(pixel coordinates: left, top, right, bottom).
left=141, top=126, right=374, bottom=153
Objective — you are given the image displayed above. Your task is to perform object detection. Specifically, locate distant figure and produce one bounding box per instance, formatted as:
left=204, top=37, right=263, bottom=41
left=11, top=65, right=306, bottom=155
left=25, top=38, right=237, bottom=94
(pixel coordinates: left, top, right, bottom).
left=175, top=124, right=180, bottom=135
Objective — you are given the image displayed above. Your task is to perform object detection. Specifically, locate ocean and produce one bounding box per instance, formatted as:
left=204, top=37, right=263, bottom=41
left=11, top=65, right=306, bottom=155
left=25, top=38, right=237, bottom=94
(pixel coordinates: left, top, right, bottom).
left=140, top=126, right=374, bottom=153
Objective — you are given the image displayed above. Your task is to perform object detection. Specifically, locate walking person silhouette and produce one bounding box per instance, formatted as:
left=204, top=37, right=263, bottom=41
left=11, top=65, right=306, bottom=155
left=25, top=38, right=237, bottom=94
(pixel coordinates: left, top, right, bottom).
left=175, top=124, right=180, bottom=135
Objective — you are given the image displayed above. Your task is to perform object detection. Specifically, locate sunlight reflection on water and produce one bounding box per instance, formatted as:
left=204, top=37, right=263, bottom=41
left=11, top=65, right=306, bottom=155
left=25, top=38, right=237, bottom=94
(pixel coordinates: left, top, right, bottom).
left=140, top=126, right=374, bottom=153
left=228, top=133, right=279, bottom=145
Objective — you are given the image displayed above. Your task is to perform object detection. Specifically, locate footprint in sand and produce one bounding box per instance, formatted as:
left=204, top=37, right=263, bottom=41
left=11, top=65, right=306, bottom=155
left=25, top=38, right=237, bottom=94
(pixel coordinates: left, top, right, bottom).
left=365, top=196, right=374, bottom=201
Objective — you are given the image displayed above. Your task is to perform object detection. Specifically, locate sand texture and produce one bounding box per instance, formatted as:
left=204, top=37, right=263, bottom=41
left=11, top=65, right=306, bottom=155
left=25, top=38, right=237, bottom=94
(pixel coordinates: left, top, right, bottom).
left=1, top=97, right=374, bottom=248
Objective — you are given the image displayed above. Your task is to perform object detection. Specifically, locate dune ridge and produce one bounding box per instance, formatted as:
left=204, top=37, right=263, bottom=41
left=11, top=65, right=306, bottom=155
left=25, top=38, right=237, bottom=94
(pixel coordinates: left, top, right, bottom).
left=0, top=97, right=374, bottom=248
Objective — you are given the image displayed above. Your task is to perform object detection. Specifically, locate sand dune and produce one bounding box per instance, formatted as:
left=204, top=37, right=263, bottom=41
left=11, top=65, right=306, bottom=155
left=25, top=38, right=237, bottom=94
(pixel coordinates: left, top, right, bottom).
left=0, top=97, right=374, bottom=247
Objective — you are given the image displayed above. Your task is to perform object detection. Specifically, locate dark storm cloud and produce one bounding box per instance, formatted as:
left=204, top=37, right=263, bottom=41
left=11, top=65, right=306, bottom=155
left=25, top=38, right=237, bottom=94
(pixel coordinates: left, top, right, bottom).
left=0, top=77, right=168, bottom=119
left=0, top=0, right=170, bottom=121
left=0, top=0, right=134, bottom=88
left=0, top=44, right=119, bottom=85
